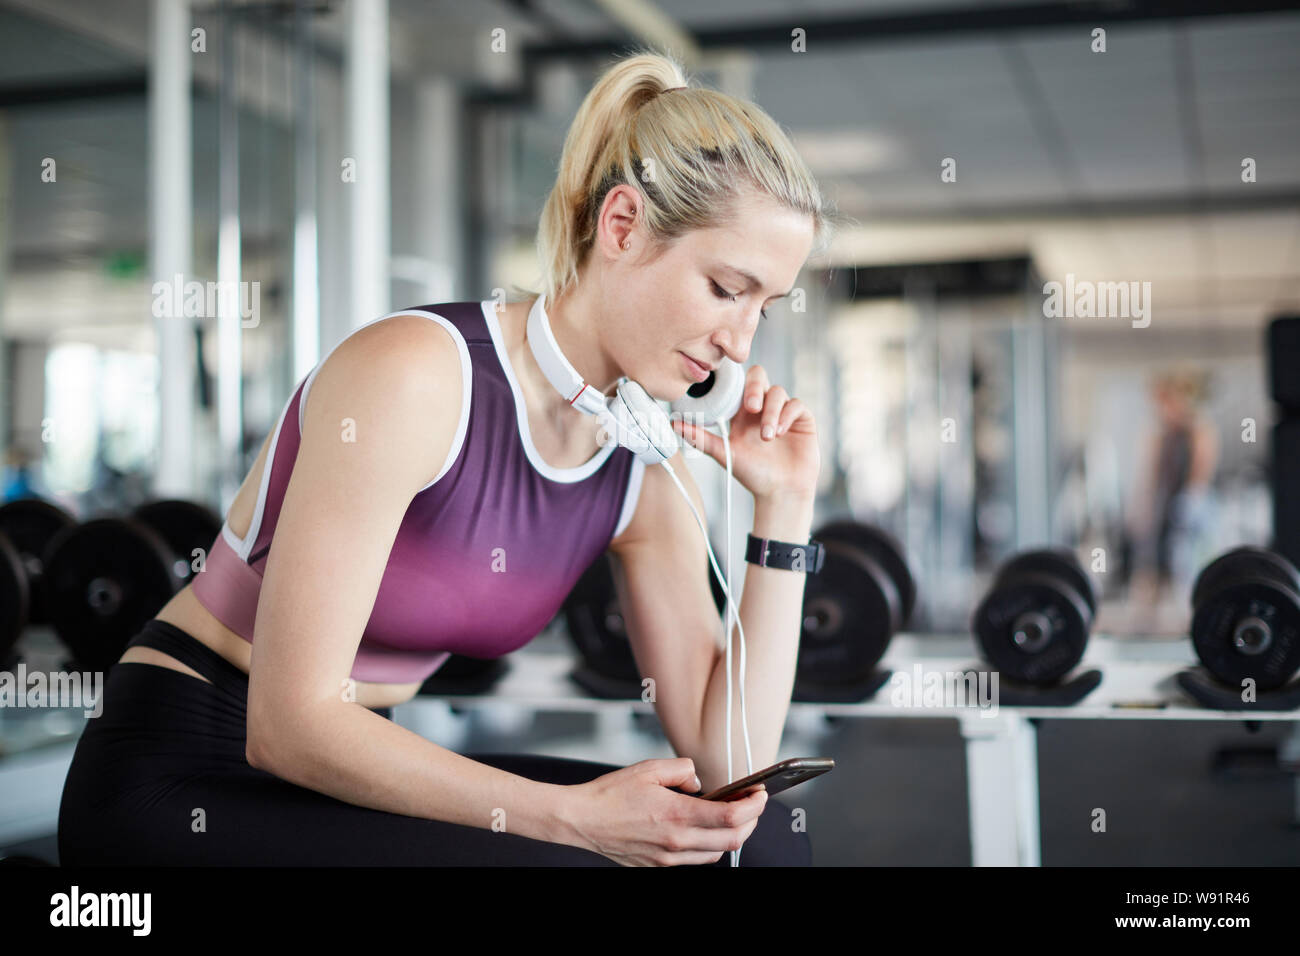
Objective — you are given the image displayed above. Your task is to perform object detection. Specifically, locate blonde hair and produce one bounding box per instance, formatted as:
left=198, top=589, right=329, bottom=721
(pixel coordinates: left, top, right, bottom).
left=1154, top=367, right=1211, bottom=406
left=529, top=49, right=839, bottom=306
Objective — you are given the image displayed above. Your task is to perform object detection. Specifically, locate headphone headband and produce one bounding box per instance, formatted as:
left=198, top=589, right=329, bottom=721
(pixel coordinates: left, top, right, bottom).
left=524, top=293, right=744, bottom=464
left=526, top=294, right=610, bottom=420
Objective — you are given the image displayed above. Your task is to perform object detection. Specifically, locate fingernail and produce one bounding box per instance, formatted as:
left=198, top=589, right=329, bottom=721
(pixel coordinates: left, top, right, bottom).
left=762, top=425, right=774, bottom=439
left=749, top=398, right=761, bottom=411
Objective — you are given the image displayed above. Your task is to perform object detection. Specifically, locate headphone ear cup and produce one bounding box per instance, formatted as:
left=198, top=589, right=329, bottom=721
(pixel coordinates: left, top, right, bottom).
left=614, top=378, right=678, bottom=463
left=669, top=359, right=745, bottom=429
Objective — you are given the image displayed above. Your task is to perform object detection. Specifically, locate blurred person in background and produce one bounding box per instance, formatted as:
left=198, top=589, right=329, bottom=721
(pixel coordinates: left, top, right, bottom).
left=1125, top=369, right=1219, bottom=630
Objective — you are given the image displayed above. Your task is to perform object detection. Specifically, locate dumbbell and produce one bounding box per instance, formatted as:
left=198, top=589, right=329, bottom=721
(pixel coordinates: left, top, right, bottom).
left=418, top=653, right=510, bottom=695
left=562, top=521, right=915, bottom=703
left=43, top=499, right=222, bottom=672
left=0, top=534, right=28, bottom=666
left=0, top=499, right=78, bottom=625
left=971, top=548, right=1096, bottom=685
left=0, top=498, right=78, bottom=663
left=563, top=551, right=645, bottom=697
left=562, top=541, right=735, bottom=698
left=795, top=520, right=915, bottom=699
left=1189, top=546, right=1300, bottom=692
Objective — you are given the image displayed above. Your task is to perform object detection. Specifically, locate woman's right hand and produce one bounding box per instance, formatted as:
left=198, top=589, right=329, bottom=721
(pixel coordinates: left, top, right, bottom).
left=559, top=758, right=768, bottom=866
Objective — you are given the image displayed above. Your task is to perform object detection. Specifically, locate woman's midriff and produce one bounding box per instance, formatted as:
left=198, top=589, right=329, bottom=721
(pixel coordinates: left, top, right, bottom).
left=121, top=585, right=423, bottom=708
left=125, top=586, right=422, bottom=707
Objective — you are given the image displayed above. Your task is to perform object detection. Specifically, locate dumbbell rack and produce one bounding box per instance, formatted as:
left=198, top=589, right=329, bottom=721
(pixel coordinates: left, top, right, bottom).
left=2, top=629, right=1298, bottom=864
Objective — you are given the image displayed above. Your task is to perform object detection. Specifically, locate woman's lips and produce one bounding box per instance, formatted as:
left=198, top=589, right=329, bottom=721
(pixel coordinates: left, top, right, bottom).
left=681, top=352, right=711, bottom=383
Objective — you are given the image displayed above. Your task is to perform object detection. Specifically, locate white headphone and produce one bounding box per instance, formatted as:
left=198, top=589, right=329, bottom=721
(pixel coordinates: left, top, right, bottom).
left=526, top=292, right=745, bottom=462
left=526, top=292, right=755, bottom=866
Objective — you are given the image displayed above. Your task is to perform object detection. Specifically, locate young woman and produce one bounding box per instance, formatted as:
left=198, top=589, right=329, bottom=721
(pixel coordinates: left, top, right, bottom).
left=58, top=50, right=834, bottom=866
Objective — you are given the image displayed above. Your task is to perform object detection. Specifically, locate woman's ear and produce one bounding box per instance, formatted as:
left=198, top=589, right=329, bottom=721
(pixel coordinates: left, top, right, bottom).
left=596, top=184, right=643, bottom=258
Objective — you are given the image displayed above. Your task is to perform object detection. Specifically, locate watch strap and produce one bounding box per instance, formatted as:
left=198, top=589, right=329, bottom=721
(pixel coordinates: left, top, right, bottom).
left=746, top=534, right=825, bottom=574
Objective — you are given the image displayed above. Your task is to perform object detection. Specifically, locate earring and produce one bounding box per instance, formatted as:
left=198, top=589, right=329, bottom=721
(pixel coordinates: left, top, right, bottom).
left=621, top=239, right=631, bottom=251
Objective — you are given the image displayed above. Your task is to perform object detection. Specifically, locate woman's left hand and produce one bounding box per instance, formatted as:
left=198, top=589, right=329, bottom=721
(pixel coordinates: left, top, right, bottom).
left=671, top=364, right=819, bottom=500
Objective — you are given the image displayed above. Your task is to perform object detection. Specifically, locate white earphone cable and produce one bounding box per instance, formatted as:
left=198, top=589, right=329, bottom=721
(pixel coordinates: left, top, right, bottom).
left=720, top=421, right=752, bottom=867
left=660, top=419, right=753, bottom=868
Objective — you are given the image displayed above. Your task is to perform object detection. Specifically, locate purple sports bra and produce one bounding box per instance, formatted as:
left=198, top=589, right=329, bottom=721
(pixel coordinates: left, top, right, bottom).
left=190, top=300, right=645, bottom=683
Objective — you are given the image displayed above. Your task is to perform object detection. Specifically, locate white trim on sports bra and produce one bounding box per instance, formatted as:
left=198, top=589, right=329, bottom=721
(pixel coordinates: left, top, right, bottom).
left=479, top=299, right=616, bottom=483
left=222, top=308, right=474, bottom=559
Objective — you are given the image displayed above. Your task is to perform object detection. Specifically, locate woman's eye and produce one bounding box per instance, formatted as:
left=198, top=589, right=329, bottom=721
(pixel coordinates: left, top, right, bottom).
left=710, top=280, right=738, bottom=302
left=711, top=279, right=768, bottom=320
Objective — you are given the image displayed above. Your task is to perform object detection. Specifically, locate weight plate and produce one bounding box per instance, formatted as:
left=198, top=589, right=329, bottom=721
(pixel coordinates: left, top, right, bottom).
left=562, top=553, right=640, bottom=684
left=132, top=499, right=223, bottom=584
left=1191, top=546, right=1300, bottom=611
left=0, top=532, right=30, bottom=662
left=994, top=548, right=1096, bottom=618
left=0, top=498, right=77, bottom=624
left=1191, top=574, right=1300, bottom=691
left=43, top=518, right=180, bottom=673
left=418, top=654, right=510, bottom=695
left=434, top=654, right=503, bottom=680
left=973, top=570, right=1091, bottom=684
left=709, top=554, right=727, bottom=615
left=797, top=540, right=899, bottom=686
left=815, top=520, right=917, bottom=626
left=565, top=545, right=732, bottom=687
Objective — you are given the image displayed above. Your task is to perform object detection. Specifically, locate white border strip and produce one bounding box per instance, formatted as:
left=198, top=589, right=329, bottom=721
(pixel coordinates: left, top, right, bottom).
left=227, top=308, right=473, bottom=561
left=479, top=300, right=614, bottom=483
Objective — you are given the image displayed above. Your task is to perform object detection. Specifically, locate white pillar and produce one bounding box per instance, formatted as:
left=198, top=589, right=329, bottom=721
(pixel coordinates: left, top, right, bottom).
left=315, top=69, right=349, bottom=358
left=1012, top=312, right=1050, bottom=547
left=413, top=77, right=460, bottom=303
left=292, top=0, right=320, bottom=383
left=346, top=0, right=390, bottom=328
left=149, top=0, right=195, bottom=498
left=216, top=6, right=243, bottom=509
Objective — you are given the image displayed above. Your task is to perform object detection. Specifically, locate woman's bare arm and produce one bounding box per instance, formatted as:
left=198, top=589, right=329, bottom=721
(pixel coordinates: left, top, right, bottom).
left=244, top=314, right=577, bottom=847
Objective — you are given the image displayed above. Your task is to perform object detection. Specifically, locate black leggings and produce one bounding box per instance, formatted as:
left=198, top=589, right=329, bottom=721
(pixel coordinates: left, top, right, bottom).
left=57, top=619, right=810, bottom=866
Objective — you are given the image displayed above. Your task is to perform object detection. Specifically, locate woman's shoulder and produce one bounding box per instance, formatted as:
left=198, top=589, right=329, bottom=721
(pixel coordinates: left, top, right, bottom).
left=301, top=312, right=468, bottom=473
left=323, top=311, right=467, bottom=392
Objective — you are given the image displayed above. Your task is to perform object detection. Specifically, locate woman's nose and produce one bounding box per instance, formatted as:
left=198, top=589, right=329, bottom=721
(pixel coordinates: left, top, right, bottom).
left=714, top=324, right=754, bottom=366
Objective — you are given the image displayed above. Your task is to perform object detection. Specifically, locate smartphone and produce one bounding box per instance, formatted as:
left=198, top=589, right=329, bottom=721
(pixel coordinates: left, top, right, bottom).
left=696, top=757, right=834, bottom=801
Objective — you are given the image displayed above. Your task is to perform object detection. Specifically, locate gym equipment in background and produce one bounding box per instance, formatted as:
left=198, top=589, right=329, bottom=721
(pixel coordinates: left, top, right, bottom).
left=0, top=497, right=78, bottom=665
left=42, top=499, right=222, bottom=673
left=1269, top=315, right=1300, bottom=571
left=562, top=550, right=652, bottom=699
left=1177, top=545, right=1300, bottom=711
left=417, top=653, right=511, bottom=696
left=970, top=547, right=1102, bottom=705
left=562, top=520, right=915, bottom=704
left=561, top=541, right=745, bottom=699
left=794, top=520, right=914, bottom=702
left=0, top=532, right=28, bottom=667
left=131, top=499, right=223, bottom=588
left=0, top=498, right=77, bottom=626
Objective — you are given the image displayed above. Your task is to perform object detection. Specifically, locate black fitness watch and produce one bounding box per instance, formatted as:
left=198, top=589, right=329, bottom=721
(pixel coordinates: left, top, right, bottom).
left=745, top=534, right=825, bottom=575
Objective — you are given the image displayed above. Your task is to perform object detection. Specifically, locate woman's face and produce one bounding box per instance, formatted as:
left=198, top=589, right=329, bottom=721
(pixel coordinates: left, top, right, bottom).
left=1153, top=380, right=1192, bottom=424
left=594, top=187, right=816, bottom=401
